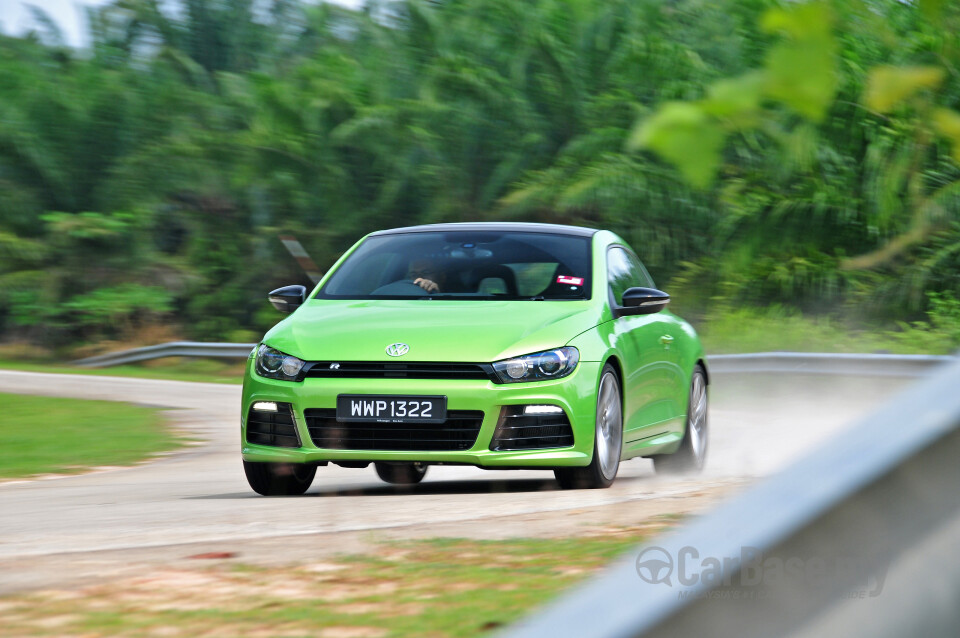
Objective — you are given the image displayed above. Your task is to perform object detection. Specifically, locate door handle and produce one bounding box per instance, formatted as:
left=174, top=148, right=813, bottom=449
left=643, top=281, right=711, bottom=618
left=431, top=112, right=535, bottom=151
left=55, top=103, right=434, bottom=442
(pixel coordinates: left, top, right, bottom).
left=659, top=335, right=674, bottom=346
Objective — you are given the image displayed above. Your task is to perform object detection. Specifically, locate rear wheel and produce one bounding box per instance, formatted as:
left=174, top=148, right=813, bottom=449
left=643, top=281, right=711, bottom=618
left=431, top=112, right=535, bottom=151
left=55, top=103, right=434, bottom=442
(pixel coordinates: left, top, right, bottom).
left=375, top=462, right=428, bottom=485
left=555, top=364, right=622, bottom=489
left=243, top=460, right=316, bottom=496
left=653, top=365, right=708, bottom=474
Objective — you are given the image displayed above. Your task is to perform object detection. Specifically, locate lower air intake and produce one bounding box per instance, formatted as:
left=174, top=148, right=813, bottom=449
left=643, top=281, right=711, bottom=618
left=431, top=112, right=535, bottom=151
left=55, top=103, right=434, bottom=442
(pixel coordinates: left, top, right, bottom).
left=304, top=409, right=484, bottom=451
left=245, top=402, right=301, bottom=448
left=490, top=406, right=574, bottom=451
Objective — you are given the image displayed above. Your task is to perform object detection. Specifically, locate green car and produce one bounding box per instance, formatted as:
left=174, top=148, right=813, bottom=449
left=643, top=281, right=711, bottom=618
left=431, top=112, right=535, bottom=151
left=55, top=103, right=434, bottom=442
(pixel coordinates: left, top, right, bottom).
left=242, top=223, right=708, bottom=495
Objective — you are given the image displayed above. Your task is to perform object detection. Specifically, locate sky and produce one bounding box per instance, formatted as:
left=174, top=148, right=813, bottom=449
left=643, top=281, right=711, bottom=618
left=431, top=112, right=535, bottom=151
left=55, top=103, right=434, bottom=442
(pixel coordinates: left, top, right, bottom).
left=1, top=0, right=110, bottom=46
left=0, top=0, right=363, bottom=48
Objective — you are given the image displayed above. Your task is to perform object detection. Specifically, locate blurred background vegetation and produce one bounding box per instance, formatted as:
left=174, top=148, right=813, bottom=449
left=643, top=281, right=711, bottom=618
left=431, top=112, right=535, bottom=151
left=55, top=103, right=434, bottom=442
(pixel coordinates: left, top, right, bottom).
left=2, top=0, right=960, bottom=356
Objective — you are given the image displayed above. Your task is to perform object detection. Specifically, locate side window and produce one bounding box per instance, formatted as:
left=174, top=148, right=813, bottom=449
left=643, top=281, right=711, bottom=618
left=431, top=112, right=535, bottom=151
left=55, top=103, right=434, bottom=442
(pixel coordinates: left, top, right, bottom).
left=606, top=247, right=634, bottom=306
left=607, top=246, right=655, bottom=307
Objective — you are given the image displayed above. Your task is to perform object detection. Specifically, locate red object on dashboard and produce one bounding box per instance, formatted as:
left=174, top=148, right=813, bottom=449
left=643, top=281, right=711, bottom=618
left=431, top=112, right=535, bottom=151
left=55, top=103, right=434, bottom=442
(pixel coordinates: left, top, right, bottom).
left=557, top=275, right=584, bottom=286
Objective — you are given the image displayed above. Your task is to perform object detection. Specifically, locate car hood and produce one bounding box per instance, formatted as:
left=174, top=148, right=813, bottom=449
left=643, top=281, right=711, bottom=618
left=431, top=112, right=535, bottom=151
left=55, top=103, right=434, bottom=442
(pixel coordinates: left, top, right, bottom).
left=262, top=299, right=602, bottom=363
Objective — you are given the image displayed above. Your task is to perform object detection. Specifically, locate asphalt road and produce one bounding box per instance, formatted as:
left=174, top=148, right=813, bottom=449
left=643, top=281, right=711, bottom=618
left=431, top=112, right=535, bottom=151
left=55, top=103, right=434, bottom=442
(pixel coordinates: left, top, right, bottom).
left=0, top=369, right=914, bottom=592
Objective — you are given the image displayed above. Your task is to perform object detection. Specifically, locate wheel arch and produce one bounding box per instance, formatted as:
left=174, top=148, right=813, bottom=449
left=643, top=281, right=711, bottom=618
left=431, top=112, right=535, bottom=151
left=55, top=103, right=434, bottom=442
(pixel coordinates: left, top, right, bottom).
left=696, top=357, right=709, bottom=385
left=602, top=353, right=624, bottom=390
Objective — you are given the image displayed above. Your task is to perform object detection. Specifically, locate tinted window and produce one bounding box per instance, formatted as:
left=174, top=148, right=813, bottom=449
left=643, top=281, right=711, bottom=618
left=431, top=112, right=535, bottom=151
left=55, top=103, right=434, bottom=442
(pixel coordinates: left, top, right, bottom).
left=317, top=231, right=592, bottom=300
left=607, top=246, right=654, bottom=306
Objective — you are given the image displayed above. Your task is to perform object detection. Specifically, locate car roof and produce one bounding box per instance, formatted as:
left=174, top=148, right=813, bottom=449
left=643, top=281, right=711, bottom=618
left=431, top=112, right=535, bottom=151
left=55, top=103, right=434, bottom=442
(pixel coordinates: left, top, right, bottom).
left=369, top=222, right=600, bottom=238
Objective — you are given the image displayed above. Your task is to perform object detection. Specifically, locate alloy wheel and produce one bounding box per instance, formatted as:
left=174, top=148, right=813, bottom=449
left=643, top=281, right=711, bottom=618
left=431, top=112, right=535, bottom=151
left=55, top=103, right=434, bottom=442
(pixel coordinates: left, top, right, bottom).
left=595, top=371, right=623, bottom=480
left=688, top=371, right=707, bottom=465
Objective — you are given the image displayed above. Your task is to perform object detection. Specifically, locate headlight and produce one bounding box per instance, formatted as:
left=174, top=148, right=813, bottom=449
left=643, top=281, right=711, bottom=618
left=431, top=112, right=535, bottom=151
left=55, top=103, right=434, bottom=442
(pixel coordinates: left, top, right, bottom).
left=492, top=347, right=579, bottom=383
left=255, top=344, right=306, bottom=381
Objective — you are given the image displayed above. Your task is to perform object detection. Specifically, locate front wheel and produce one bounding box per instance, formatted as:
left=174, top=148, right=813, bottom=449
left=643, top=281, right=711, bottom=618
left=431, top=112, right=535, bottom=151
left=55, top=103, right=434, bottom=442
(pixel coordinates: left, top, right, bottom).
left=243, top=460, right=316, bottom=496
left=375, top=462, right=428, bottom=485
left=555, top=364, right=622, bottom=489
left=653, top=365, right=708, bottom=475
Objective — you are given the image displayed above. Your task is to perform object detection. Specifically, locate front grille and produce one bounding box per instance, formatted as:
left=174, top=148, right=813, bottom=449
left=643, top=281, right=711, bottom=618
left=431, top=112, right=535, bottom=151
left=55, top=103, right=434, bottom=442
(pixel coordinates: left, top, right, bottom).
left=246, top=403, right=301, bottom=448
left=303, top=361, right=494, bottom=381
left=304, top=409, right=484, bottom=451
left=490, top=406, right=574, bottom=451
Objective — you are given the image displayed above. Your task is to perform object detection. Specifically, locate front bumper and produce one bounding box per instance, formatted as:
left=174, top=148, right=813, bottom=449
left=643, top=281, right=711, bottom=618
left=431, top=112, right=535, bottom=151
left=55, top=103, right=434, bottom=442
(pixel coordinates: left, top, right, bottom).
left=241, top=358, right=601, bottom=468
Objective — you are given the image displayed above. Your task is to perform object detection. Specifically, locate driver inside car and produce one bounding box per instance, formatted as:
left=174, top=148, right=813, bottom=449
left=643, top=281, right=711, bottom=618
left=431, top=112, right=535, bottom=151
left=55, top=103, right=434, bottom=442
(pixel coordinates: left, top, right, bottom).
left=407, top=258, right=446, bottom=293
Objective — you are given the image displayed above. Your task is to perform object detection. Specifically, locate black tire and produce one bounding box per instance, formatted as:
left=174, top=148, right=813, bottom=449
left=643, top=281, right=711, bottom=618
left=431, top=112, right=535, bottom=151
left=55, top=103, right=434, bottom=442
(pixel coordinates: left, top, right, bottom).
left=243, top=460, right=316, bottom=496
left=555, top=364, right=622, bottom=490
left=653, top=365, right=708, bottom=475
left=375, top=462, right=428, bottom=485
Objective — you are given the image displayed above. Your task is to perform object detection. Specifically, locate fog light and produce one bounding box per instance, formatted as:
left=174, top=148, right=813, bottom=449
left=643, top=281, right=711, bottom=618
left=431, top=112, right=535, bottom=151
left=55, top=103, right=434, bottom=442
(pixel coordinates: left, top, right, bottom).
left=252, top=401, right=278, bottom=412
left=523, top=405, right=564, bottom=415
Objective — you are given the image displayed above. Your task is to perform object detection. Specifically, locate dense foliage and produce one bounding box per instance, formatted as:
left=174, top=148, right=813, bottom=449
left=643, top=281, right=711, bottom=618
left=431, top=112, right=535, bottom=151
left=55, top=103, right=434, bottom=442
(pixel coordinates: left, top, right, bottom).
left=1, top=0, right=959, bottom=349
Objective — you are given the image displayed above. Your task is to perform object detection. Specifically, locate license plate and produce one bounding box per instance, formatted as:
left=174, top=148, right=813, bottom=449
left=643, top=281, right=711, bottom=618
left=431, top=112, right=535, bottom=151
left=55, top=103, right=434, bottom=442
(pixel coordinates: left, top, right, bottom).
left=336, top=395, right=447, bottom=424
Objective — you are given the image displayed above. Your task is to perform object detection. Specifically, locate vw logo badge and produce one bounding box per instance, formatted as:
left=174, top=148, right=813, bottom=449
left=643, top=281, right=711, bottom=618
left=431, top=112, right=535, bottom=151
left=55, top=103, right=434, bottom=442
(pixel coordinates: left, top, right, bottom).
left=385, top=343, right=409, bottom=357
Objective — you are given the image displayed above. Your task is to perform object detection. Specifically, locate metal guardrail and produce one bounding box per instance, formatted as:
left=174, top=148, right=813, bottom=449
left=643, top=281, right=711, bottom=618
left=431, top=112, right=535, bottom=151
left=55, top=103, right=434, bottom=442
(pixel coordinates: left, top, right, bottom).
left=74, top=342, right=256, bottom=367
left=73, top=341, right=957, bottom=375
left=504, top=357, right=960, bottom=638
left=708, top=351, right=955, bottom=377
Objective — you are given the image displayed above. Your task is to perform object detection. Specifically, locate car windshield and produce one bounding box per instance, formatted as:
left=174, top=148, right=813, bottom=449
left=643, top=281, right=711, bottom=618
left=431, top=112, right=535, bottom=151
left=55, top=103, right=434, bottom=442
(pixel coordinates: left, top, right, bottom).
left=317, top=231, right=592, bottom=300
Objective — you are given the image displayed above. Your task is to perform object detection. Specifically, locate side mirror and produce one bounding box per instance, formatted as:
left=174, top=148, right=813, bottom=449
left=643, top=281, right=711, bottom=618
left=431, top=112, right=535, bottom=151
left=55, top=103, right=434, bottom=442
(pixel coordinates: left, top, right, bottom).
left=615, top=287, right=670, bottom=317
left=268, top=285, right=307, bottom=314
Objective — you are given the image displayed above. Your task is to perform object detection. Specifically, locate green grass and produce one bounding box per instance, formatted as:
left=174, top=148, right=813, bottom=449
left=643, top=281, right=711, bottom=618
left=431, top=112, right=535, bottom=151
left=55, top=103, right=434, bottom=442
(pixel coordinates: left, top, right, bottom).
left=0, top=393, right=181, bottom=479
left=1, top=525, right=674, bottom=636
left=696, top=307, right=959, bottom=355
left=0, top=357, right=244, bottom=384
